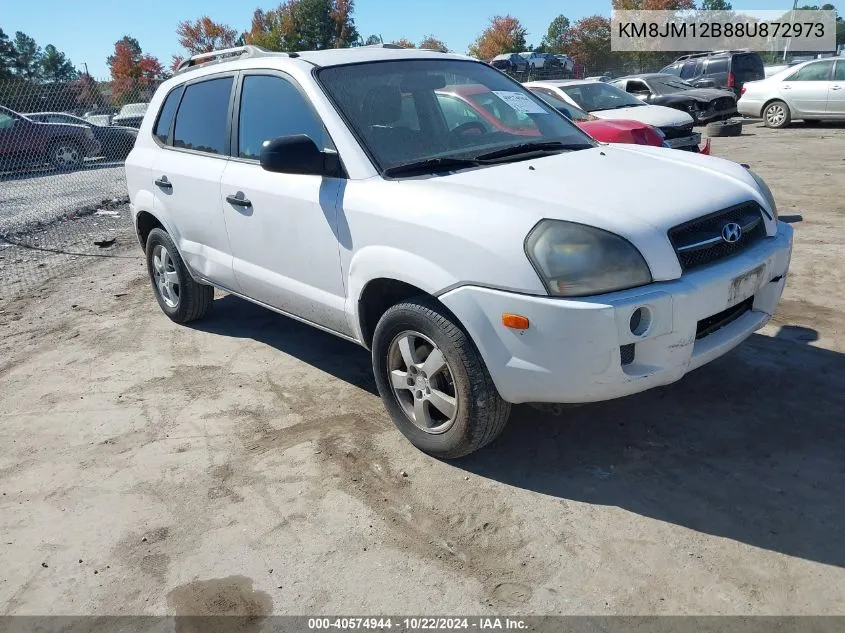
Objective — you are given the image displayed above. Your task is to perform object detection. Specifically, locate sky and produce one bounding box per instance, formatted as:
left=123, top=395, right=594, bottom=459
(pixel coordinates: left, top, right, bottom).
left=2, top=0, right=841, bottom=77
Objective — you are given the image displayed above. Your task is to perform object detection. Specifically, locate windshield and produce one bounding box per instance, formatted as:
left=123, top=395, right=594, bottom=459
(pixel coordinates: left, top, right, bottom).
left=651, top=77, right=694, bottom=93
left=317, top=59, right=595, bottom=172
left=559, top=82, right=645, bottom=112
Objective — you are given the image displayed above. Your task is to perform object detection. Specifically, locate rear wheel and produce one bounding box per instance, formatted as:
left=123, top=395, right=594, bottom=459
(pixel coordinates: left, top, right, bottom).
left=372, top=297, right=510, bottom=459
left=145, top=228, right=213, bottom=323
left=763, top=101, right=791, bottom=129
left=48, top=140, right=83, bottom=170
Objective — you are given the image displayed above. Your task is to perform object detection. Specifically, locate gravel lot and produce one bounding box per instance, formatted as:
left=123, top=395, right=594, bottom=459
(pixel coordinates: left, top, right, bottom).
left=1, top=122, right=844, bottom=618
left=0, top=162, right=127, bottom=234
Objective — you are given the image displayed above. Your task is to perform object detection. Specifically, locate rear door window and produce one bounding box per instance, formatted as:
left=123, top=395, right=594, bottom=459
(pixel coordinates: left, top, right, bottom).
left=787, top=61, right=834, bottom=82
left=680, top=59, right=703, bottom=79
left=172, top=77, right=233, bottom=155
left=835, top=61, right=845, bottom=82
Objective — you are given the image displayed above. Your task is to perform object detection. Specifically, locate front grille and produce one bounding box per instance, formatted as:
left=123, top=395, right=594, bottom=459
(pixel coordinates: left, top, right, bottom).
left=660, top=122, right=694, bottom=139
left=696, top=296, right=754, bottom=339
left=668, top=201, right=767, bottom=271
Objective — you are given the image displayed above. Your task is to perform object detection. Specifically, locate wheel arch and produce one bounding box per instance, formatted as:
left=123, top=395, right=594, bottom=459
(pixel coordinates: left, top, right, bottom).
left=347, top=246, right=461, bottom=348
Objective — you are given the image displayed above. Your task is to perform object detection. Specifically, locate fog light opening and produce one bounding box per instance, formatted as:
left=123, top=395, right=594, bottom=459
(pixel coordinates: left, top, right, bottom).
left=629, top=307, right=652, bottom=337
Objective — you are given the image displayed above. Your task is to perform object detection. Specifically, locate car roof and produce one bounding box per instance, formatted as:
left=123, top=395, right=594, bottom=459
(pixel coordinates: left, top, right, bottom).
left=616, top=73, right=680, bottom=81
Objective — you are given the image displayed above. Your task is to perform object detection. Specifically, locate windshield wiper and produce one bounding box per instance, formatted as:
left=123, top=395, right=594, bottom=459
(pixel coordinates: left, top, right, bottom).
left=610, top=103, right=644, bottom=109
left=382, top=157, right=482, bottom=178
left=473, top=141, right=592, bottom=162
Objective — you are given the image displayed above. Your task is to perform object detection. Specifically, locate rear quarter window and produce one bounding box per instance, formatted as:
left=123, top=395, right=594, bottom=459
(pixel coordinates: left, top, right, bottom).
left=153, top=86, right=184, bottom=144
left=732, top=54, right=764, bottom=77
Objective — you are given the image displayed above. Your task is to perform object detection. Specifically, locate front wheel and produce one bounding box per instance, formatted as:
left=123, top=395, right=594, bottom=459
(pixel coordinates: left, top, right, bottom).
left=763, top=101, right=791, bottom=129
left=371, top=297, right=510, bottom=459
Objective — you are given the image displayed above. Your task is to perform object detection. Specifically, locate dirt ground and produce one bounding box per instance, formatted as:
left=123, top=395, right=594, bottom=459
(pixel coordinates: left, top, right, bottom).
left=1, top=122, right=844, bottom=617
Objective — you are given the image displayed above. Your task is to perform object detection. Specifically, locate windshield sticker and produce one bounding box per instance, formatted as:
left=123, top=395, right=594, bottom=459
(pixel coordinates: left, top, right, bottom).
left=492, top=91, right=549, bottom=114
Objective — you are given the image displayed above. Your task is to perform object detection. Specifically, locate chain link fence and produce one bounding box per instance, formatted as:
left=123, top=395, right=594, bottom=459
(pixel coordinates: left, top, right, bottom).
left=0, top=76, right=164, bottom=300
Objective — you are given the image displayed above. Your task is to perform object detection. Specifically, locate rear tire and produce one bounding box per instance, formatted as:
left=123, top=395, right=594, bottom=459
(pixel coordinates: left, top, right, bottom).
left=145, top=228, right=213, bottom=323
left=763, top=101, right=791, bottom=129
left=371, top=297, right=510, bottom=459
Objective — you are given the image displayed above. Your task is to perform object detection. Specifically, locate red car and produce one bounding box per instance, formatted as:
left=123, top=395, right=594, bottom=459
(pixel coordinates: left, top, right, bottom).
left=435, top=84, right=711, bottom=154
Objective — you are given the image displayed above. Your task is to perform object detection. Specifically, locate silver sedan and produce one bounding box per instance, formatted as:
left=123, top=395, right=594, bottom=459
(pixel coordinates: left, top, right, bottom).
left=738, top=58, right=845, bottom=128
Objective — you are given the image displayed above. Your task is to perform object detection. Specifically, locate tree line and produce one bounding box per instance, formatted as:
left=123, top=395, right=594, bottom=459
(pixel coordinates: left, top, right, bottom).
left=2, top=0, right=844, bottom=112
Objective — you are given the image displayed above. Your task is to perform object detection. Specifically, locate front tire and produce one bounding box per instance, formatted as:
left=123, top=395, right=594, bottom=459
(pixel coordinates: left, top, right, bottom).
left=763, top=101, right=791, bottom=129
left=145, top=228, right=213, bottom=323
left=371, top=297, right=510, bottom=459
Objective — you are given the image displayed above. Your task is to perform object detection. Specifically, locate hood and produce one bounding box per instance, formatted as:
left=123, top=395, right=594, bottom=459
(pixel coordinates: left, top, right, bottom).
left=593, top=104, right=693, bottom=127
left=662, top=88, right=736, bottom=102
left=389, top=144, right=772, bottom=280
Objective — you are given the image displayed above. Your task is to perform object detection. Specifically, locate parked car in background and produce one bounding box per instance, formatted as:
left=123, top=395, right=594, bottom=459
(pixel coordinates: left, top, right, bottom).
left=554, top=55, right=574, bottom=72
left=738, top=58, right=845, bottom=128
left=490, top=53, right=528, bottom=73
left=525, top=79, right=703, bottom=151
left=435, top=83, right=671, bottom=150
left=83, top=106, right=117, bottom=119
left=84, top=114, right=113, bottom=126
left=611, top=74, right=737, bottom=124
left=660, top=50, right=765, bottom=97
left=524, top=86, right=693, bottom=150
left=519, top=52, right=560, bottom=69
left=27, top=112, right=138, bottom=160
left=584, top=74, right=612, bottom=82
left=127, top=45, right=792, bottom=457
left=112, top=103, right=148, bottom=128
left=0, top=105, right=100, bottom=171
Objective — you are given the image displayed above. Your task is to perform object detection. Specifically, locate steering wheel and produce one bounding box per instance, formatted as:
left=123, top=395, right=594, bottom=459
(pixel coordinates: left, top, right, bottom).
left=450, top=121, right=487, bottom=136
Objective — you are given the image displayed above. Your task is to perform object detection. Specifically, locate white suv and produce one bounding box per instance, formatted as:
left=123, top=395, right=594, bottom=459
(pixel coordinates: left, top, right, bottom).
left=126, top=45, right=793, bottom=458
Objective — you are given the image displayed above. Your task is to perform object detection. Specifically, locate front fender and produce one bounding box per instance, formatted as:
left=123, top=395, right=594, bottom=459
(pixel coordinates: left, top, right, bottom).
left=345, top=245, right=459, bottom=339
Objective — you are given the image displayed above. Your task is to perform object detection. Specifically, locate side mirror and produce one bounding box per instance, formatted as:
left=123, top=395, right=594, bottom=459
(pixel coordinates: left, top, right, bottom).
left=557, top=106, right=573, bottom=119
left=259, top=135, right=336, bottom=176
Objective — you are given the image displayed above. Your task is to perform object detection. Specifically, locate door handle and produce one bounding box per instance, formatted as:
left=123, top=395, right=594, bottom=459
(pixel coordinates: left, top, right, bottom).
left=154, top=176, right=172, bottom=189
left=832, top=85, right=842, bottom=90
left=782, top=85, right=791, bottom=90
left=226, top=193, right=252, bottom=208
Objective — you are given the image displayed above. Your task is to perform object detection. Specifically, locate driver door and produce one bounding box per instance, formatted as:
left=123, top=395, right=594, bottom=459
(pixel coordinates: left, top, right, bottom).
left=219, top=71, right=349, bottom=336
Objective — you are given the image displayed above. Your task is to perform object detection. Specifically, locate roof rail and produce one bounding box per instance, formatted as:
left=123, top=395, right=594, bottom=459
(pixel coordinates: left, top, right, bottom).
left=361, top=43, right=405, bottom=49
left=675, top=48, right=752, bottom=61
left=175, top=45, right=293, bottom=74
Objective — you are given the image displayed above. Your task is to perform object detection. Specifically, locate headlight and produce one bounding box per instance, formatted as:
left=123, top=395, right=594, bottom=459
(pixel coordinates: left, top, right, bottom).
left=525, top=220, right=653, bottom=297
left=746, top=169, right=778, bottom=220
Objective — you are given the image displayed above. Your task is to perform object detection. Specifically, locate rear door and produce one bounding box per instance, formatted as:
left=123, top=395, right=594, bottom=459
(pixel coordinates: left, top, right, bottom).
left=781, top=60, right=835, bottom=115
left=828, top=60, right=845, bottom=115
left=150, top=74, right=239, bottom=289
left=219, top=71, right=349, bottom=335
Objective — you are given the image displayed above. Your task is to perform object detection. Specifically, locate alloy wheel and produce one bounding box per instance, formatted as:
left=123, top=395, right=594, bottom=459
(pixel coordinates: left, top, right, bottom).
left=151, top=244, right=180, bottom=308
left=387, top=331, right=458, bottom=434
